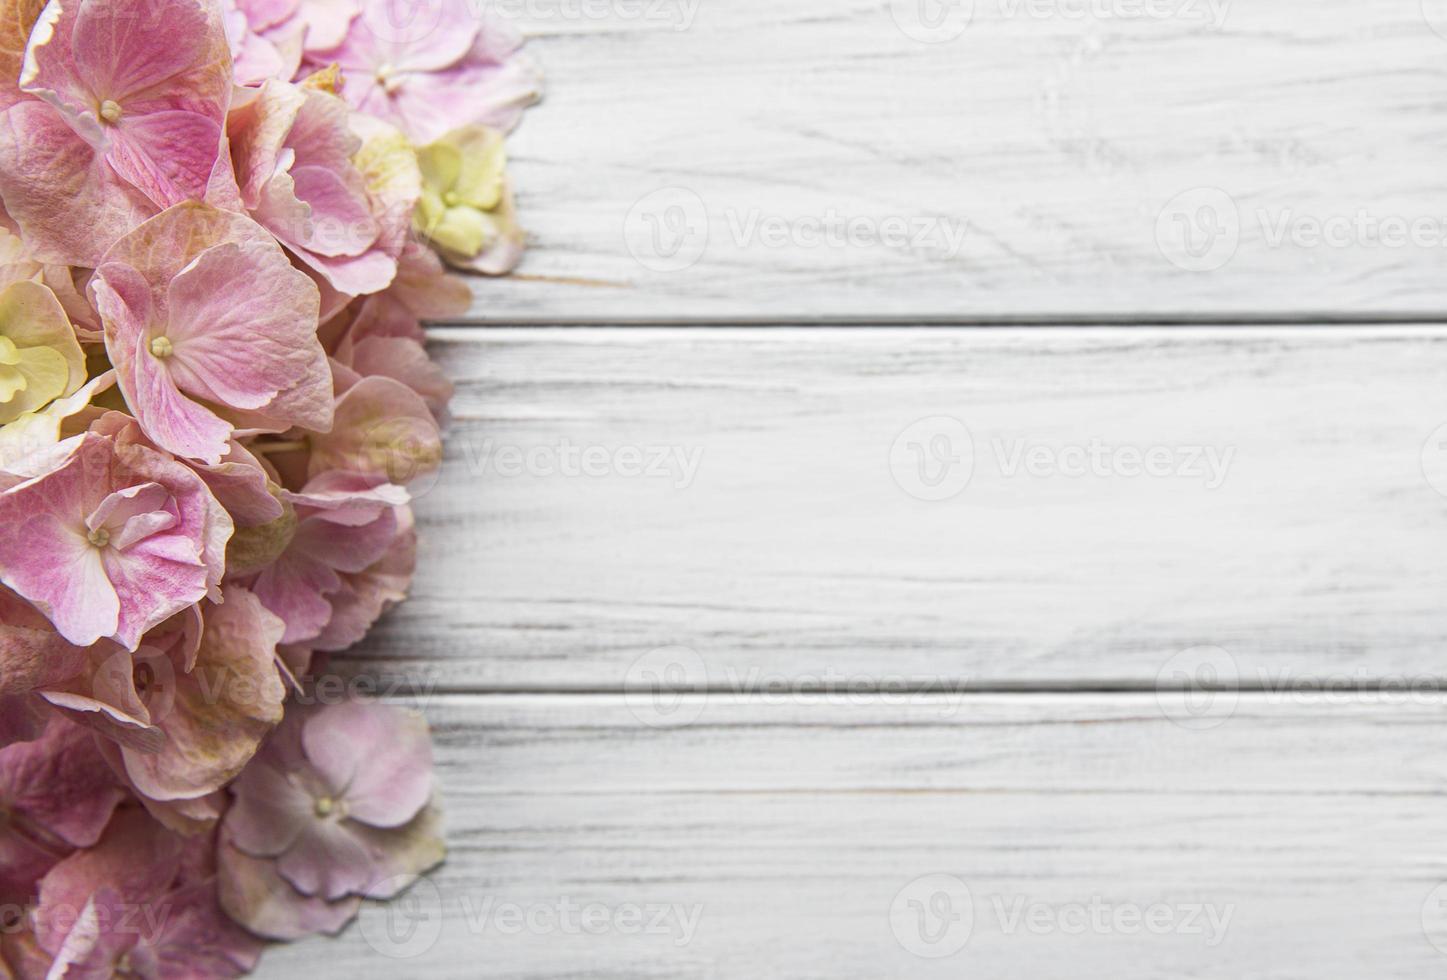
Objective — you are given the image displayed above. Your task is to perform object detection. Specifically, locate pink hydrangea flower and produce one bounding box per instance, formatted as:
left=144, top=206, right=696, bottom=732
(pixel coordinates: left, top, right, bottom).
left=92, top=203, right=333, bottom=466
left=246, top=471, right=408, bottom=645
left=35, top=808, right=262, bottom=979
left=307, top=374, right=441, bottom=486
left=0, top=430, right=231, bottom=650
left=0, top=0, right=236, bottom=265
left=42, top=587, right=287, bottom=805
left=219, top=700, right=443, bottom=930
left=305, top=0, right=541, bottom=144
left=224, top=0, right=306, bottom=87
left=0, top=585, right=89, bottom=707
left=0, top=718, right=125, bottom=908
left=229, top=80, right=409, bottom=296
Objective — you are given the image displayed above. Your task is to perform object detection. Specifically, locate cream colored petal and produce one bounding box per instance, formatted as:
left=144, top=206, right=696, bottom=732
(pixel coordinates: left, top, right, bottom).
left=0, top=280, right=84, bottom=395
left=416, top=140, right=462, bottom=195
left=0, top=344, right=67, bottom=420
left=0, top=363, right=23, bottom=402
left=449, top=127, right=506, bottom=211
left=430, top=206, right=495, bottom=259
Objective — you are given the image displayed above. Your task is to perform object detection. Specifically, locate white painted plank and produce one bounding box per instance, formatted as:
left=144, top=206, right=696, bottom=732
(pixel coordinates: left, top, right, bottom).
left=337, top=325, right=1447, bottom=689
left=257, top=693, right=1447, bottom=978
left=469, top=0, right=1447, bottom=321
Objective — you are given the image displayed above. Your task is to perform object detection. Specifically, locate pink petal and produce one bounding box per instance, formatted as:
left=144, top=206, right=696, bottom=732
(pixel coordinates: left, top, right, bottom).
left=188, top=439, right=283, bottom=527
left=223, top=735, right=315, bottom=859
left=216, top=841, right=360, bottom=941
left=0, top=717, right=125, bottom=849
left=0, top=587, right=90, bottom=697
left=312, top=517, right=414, bottom=652
left=66, top=0, right=222, bottom=107
left=122, top=587, right=286, bottom=801
left=307, top=375, right=440, bottom=486
left=0, top=513, right=118, bottom=648
left=351, top=801, right=444, bottom=899
left=164, top=240, right=324, bottom=410
left=0, top=100, right=154, bottom=265
left=250, top=547, right=342, bottom=645
left=92, top=260, right=232, bottom=464
left=106, top=110, right=223, bottom=207
left=302, top=700, right=432, bottom=828
left=275, top=814, right=374, bottom=899
left=146, top=879, right=264, bottom=978
left=288, top=164, right=379, bottom=257
left=34, top=808, right=180, bottom=954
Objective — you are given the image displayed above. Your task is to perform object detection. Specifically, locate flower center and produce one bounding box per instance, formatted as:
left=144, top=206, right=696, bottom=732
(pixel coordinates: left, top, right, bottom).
left=375, top=63, right=402, bottom=95
left=314, top=796, right=341, bottom=818
left=98, top=99, right=122, bottom=124
left=443, top=190, right=461, bottom=207
left=87, top=527, right=110, bottom=548
left=149, top=336, right=173, bottom=358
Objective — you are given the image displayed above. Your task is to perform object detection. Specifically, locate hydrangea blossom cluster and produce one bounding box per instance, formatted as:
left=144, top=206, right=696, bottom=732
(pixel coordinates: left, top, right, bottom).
left=0, top=0, right=539, bottom=973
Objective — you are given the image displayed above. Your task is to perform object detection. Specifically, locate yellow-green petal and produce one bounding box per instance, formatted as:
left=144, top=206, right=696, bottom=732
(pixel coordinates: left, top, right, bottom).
left=449, top=128, right=506, bottom=211
left=416, top=141, right=463, bottom=195
left=430, top=206, right=496, bottom=258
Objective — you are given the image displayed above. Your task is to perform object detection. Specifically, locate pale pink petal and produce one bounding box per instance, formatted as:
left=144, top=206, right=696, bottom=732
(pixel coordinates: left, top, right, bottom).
left=164, top=240, right=325, bottom=409
left=249, top=546, right=343, bottom=644
left=67, top=0, right=217, bottom=104
left=347, top=336, right=453, bottom=418
left=352, top=801, right=444, bottom=898
left=303, top=701, right=431, bottom=827
left=188, top=439, right=283, bottom=527
left=0, top=100, right=154, bottom=265
left=289, top=165, right=378, bottom=257
left=0, top=513, right=117, bottom=647
left=224, top=743, right=315, bottom=858
left=92, top=259, right=232, bottom=465
left=307, top=375, right=440, bottom=486
left=44, top=888, right=140, bottom=980
left=275, top=815, right=375, bottom=899
left=313, top=518, right=414, bottom=652
left=217, top=841, right=360, bottom=941
left=107, top=111, right=223, bottom=207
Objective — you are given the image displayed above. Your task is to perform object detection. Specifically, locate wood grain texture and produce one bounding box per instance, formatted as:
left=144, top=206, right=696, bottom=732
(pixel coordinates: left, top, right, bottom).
left=257, top=693, right=1447, bottom=978
left=335, top=325, right=1447, bottom=690
left=468, top=0, right=1447, bottom=322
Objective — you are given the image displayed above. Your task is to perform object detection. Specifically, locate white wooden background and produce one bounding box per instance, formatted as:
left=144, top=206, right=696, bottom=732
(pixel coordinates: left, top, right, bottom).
left=263, top=0, right=1447, bottom=975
